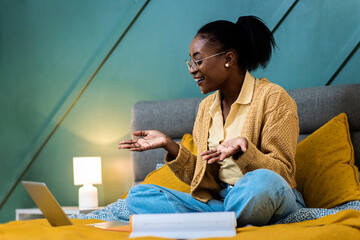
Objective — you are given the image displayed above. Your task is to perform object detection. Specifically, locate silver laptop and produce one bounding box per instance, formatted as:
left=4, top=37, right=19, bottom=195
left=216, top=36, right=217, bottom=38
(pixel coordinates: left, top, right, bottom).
left=22, top=181, right=73, bottom=226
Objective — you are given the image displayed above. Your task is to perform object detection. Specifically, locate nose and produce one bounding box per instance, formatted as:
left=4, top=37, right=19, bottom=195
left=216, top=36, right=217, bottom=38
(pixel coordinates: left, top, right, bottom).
left=189, top=65, right=197, bottom=75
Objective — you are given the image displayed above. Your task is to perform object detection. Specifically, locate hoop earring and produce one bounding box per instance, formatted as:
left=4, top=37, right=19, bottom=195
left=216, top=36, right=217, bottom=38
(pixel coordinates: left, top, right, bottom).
left=225, top=63, right=229, bottom=68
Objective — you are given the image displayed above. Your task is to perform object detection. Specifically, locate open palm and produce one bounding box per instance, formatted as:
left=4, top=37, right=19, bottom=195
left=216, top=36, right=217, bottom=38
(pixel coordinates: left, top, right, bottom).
left=118, top=130, right=167, bottom=152
left=200, top=137, right=248, bottom=164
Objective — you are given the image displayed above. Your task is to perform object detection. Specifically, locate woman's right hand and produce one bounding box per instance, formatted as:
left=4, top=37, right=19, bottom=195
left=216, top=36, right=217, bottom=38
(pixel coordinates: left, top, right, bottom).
left=118, top=130, right=168, bottom=152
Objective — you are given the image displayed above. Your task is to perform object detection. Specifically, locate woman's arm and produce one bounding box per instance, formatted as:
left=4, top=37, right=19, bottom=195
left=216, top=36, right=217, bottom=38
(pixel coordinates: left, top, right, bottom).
left=118, top=130, right=179, bottom=157
left=164, top=98, right=211, bottom=185
left=165, top=143, right=197, bottom=185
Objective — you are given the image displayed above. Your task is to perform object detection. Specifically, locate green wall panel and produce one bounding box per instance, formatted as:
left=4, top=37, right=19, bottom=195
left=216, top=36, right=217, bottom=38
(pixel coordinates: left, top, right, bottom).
left=331, top=48, right=360, bottom=85
left=253, top=0, right=360, bottom=89
left=98, top=0, right=295, bottom=101
left=0, top=0, right=147, bottom=222
left=1, top=0, right=359, bottom=223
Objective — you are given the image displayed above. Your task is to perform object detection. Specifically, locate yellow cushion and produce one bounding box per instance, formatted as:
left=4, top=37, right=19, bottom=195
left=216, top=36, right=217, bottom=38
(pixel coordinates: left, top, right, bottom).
left=181, top=133, right=197, bottom=155
left=295, top=113, right=360, bottom=208
left=120, top=134, right=194, bottom=199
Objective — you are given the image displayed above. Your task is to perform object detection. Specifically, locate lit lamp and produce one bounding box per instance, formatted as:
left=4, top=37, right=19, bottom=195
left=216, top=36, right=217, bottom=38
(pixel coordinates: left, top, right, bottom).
left=73, top=157, right=102, bottom=210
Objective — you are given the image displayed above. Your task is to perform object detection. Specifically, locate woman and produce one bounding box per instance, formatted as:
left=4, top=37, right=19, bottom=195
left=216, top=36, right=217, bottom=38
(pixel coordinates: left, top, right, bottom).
left=118, top=16, right=305, bottom=226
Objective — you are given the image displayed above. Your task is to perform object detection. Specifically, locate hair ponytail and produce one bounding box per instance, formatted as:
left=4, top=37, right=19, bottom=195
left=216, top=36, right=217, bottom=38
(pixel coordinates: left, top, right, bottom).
left=197, top=16, right=276, bottom=72
left=235, top=16, right=276, bottom=71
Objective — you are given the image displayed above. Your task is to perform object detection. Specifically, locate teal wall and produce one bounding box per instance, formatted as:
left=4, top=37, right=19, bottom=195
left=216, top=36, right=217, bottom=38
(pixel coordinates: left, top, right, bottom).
left=0, top=0, right=359, bottom=223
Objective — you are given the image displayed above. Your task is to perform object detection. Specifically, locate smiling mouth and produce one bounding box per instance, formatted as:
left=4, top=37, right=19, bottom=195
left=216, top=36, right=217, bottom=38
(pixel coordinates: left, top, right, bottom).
left=194, top=77, right=205, bottom=83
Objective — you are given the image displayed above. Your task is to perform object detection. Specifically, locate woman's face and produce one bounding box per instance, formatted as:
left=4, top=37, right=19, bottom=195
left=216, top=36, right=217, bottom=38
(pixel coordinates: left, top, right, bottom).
left=189, top=35, right=228, bottom=94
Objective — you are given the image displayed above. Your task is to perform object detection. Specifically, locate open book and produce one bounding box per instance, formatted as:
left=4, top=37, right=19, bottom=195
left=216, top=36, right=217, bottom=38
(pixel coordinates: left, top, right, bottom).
left=124, top=211, right=237, bottom=239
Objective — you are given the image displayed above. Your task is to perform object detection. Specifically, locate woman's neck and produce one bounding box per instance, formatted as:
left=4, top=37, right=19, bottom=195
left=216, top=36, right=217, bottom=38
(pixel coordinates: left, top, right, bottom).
left=219, top=69, right=246, bottom=123
left=220, top=69, right=246, bottom=106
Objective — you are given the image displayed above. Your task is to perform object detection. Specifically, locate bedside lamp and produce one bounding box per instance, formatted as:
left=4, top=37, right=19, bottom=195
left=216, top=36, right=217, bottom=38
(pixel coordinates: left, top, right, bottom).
left=73, top=157, right=102, bottom=210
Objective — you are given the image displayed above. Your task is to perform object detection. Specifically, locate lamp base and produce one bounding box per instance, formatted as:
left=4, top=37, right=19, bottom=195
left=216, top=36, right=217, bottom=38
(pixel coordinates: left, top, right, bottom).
left=78, top=184, right=98, bottom=210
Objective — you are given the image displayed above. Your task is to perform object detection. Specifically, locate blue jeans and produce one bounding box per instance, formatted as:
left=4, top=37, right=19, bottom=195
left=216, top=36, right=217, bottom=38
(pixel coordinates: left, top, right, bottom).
left=126, top=169, right=306, bottom=226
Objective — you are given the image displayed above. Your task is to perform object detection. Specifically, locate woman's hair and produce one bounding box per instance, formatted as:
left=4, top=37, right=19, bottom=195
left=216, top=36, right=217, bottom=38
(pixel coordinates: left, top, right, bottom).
left=197, top=16, right=276, bottom=72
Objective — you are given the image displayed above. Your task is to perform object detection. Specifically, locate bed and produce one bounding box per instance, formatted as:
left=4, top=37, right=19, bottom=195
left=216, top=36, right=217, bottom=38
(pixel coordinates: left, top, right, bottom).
left=1, top=83, right=360, bottom=239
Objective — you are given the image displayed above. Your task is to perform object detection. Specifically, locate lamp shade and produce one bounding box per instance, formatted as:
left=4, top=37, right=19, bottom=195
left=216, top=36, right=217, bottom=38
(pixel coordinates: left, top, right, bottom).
left=73, top=157, right=102, bottom=185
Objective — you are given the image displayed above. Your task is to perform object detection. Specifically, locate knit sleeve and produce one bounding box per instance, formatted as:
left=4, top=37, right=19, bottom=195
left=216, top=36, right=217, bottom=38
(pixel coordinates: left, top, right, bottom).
left=164, top=143, right=197, bottom=185
left=164, top=97, right=209, bottom=186
left=235, top=87, right=299, bottom=188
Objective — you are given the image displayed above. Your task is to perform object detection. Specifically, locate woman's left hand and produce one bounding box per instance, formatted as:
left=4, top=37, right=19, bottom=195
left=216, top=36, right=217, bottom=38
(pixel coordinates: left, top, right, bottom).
left=200, top=137, right=248, bottom=164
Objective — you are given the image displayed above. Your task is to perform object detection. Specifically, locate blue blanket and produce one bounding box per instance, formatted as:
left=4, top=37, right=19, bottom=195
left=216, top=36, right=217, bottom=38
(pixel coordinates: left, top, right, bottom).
left=276, top=200, right=360, bottom=224
left=70, top=199, right=360, bottom=224
left=70, top=199, right=131, bottom=222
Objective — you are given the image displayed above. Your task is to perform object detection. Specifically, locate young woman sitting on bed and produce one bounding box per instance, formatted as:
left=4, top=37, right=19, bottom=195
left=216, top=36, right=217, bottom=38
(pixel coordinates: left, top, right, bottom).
left=118, top=15, right=306, bottom=227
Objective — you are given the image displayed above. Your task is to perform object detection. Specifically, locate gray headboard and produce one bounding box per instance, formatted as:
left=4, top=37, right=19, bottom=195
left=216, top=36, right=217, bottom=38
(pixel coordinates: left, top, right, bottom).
left=131, top=84, right=360, bottom=184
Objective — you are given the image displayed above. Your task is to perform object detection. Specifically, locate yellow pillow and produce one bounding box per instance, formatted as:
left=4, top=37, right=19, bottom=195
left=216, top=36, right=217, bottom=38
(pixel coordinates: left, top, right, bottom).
left=295, top=113, right=360, bottom=208
left=120, top=134, right=194, bottom=199
left=181, top=133, right=197, bottom=155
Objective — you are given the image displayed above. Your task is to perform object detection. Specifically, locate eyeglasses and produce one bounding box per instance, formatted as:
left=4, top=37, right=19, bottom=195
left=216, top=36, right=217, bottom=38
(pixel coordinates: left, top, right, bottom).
left=185, top=51, right=227, bottom=71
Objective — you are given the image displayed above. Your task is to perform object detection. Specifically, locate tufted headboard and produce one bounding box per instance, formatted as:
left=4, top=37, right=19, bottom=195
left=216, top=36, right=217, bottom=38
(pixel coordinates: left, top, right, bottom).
left=131, top=84, right=360, bottom=184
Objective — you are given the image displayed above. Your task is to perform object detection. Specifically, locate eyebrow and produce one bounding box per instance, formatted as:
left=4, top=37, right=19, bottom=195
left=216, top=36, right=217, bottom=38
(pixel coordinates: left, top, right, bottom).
left=189, top=52, right=201, bottom=58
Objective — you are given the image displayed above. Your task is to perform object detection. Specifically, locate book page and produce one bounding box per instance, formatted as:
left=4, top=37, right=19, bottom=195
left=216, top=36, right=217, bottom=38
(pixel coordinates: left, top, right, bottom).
left=89, top=221, right=128, bottom=229
left=130, top=229, right=236, bottom=239
left=129, top=211, right=236, bottom=239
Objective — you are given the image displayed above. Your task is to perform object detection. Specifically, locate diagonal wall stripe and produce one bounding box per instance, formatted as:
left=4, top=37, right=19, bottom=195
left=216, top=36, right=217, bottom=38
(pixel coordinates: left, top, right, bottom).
left=0, top=0, right=151, bottom=211
left=262, top=0, right=359, bottom=88
left=268, top=0, right=298, bottom=33
left=325, top=26, right=360, bottom=86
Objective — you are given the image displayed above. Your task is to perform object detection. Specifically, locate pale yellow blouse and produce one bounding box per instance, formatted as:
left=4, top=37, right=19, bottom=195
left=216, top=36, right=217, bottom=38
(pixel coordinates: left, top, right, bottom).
left=208, top=71, right=260, bottom=185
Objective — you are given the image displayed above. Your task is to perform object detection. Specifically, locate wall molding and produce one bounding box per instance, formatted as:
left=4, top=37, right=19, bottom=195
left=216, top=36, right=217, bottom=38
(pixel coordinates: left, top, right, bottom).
left=325, top=26, right=360, bottom=85
left=268, top=0, right=298, bottom=33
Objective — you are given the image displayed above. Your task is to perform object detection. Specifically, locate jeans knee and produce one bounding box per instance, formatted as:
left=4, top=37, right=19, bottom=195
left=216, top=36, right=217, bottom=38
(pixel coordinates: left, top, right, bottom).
left=128, top=184, right=149, bottom=192
left=231, top=169, right=291, bottom=202
left=246, top=169, right=287, bottom=192
left=248, top=168, right=280, bottom=180
left=226, top=169, right=295, bottom=226
left=127, top=184, right=160, bottom=198
left=126, top=184, right=158, bottom=212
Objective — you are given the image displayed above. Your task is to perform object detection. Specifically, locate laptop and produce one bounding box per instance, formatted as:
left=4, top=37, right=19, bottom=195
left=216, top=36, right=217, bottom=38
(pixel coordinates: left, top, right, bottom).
left=22, top=181, right=73, bottom=226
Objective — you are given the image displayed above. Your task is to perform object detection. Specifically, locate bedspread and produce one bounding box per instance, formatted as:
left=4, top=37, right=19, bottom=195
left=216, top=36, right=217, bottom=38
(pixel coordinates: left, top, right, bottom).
left=70, top=199, right=360, bottom=225
left=1, top=208, right=360, bottom=240
left=277, top=200, right=360, bottom=224
left=70, top=199, right=130, bottom=222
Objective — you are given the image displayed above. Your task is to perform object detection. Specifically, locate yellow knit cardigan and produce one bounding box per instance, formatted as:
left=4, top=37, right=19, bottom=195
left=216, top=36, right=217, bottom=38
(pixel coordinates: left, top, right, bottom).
left=165, top=78, right=299, bottom=202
